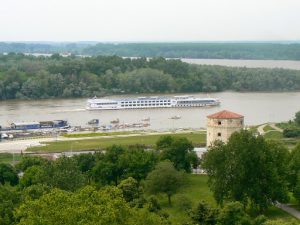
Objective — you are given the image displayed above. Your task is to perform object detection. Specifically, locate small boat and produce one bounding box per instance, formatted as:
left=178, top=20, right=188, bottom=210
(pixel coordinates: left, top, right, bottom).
left=88, top=119, right=99, bottom=125
left=170, top=115, right=181, bottom=120
left=110, top=118, right=120, bottom=124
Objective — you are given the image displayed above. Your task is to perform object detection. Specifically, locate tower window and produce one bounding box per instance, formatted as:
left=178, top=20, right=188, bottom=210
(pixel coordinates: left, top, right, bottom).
left=218, top=121, right=222, bottom=125
left=217, top=132, right=221, bottom=137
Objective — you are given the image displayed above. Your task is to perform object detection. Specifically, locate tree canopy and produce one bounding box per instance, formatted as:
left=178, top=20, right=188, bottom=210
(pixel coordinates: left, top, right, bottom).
left=202, top=130, right=290, bottom=211
left=145, top=161, right=185, bottom=205
left=1, top=54, right=300, bottom=100
left=0, top=163, right=19, bottom=186
left=16, top=186, right=168, bottom=225
left=157, top=136, right=198, bottom=173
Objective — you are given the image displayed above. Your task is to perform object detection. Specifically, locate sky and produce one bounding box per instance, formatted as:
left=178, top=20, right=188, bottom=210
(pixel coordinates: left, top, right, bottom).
left=0, top=0, right=299, bottom=42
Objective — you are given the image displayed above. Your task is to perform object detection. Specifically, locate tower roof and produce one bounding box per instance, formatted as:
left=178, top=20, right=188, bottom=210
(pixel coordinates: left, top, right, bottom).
left=207, top=110, right=243, bottom=119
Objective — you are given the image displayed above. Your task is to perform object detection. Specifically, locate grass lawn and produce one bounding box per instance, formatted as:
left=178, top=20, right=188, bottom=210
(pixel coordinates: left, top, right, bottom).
left=153, top=175, right=299, bottom=225
left=264, top=130, right=283, bottom=139
left=263, top=130, right=299, bottom=149
left=0, top=153, right=22, bottom=165
left=152, top=175, right=215, bottom=225
left=62, top=131, right=140, bottom=138
left=263, top=125, right=276, bottom=132
left=27, top=132, right=206, bottom=153
left=281, top=138, right=300, bottom=149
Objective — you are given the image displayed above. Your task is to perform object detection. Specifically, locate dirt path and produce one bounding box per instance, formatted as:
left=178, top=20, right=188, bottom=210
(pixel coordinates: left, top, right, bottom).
left=257, top=123, right=283, bottom=135
left=257, top=124, right=267, bottom=135
left=276, top=203, right=300, bottom=220
left=269, top=123, right=283, bottom=132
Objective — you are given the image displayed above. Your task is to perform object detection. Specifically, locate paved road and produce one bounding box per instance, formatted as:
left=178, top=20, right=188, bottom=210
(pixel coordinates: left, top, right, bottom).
left=276, top=203, right=300, bottom=220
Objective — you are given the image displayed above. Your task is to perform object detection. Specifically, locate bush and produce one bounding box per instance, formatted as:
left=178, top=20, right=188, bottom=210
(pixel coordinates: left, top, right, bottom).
left=176, top=195, right=192, bottom=212
left=147, top=195, right=161, bottom=212
left=283, top=128, right=300, bottom=138
left=191, top=201, right=219, bottom=225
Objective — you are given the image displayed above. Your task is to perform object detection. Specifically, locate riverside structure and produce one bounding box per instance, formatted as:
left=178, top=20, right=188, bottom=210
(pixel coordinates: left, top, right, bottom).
left=206, top=110, right=244, bottom=147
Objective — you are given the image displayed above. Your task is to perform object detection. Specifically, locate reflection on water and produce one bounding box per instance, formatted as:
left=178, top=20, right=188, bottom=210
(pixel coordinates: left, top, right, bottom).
left=0, top=92, right=300, bottom=130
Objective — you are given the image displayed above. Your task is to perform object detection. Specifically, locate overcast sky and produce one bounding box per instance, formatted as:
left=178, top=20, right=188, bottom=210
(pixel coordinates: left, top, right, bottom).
left=0, top=0, right=299, bottom=42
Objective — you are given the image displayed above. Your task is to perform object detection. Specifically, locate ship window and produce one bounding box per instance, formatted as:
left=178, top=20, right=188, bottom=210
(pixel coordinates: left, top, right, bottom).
left=218, top=132, right=221, bottom=137
left=218, top=121, right=222, bottom=125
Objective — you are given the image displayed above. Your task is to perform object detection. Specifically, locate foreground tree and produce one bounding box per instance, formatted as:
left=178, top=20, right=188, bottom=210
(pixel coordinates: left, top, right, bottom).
left=191, top=201, right=219, bottom=225
left=288, top=143, right=300, bottom=202
left=0, top=163, right=18, bottom=185
left=16, top=156, right=49, bottom=172
left=47, top=156, right=86, bottom=191
left=145, top=161, right=185, bottom=205
left=202, top=130, right=289, bottom=212
left=92, top=145, right=125, bottom=185
left=218, top=202, right=256, bottom=225
left=119, top=147, right=157, bottom=182
left=15, top=186, right=168, bottom=225
left=0, top=184, right=20, bottom=225
left=118, top=177, right=140, bottom=203
left=157, top=136, right=198, bottom=173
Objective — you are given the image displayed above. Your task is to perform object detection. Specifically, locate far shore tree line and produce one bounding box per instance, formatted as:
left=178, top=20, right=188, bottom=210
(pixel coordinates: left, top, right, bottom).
left=2, top=42, right=300, bottom=60
left=1, top=54, right=300, bottom=100
left=0, top=130, right=300, bottom=224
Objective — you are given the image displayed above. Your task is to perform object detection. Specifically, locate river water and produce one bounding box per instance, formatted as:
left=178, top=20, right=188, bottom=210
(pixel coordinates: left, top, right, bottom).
left=1, top=92, right=299, bottom=130
left=181, top=58, right=300, bottom=70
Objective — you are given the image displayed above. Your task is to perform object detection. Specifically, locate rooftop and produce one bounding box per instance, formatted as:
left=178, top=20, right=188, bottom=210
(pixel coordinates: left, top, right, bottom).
left=207, top=110, right=243, bottom=119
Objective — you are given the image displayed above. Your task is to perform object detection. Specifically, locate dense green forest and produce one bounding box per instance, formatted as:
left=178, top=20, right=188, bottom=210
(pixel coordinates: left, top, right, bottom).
left=1, top=134, right=300, bottom=224
left=1, top=42, right=300, bottom=60
left=1, top=54, right=300, bottom=100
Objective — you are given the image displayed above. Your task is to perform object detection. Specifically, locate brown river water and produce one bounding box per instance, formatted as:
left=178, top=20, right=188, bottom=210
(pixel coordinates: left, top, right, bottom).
left=1, top=92, right=299, bottom=130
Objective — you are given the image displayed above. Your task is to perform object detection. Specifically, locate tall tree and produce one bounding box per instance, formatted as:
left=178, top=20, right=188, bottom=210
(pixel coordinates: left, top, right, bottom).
left=0, top=163, right=19, bottom=186
left=91, top=145, right=125, bottom=185
left=119, top=147, right=157, bottom=182
left=157, top=136, right=198, bottom=173
left=0, top=184, right=20, bottom=225
left=289, top=143, right=300, bottom=203
left=202, top=130, right=290, bottom=212
left=15, top=186, right=169, bottom=225
left=145, top=161, right=185, bottom=205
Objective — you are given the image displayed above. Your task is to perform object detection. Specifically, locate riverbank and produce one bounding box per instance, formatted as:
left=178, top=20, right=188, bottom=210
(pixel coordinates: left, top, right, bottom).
left=0, top=129, right=206, bottom=154
left=1, top=92, right=300, bottom=130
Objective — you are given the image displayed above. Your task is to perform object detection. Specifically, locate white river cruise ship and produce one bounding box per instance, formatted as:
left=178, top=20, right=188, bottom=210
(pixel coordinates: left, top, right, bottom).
left=87, top=96, right=220, bottom=110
